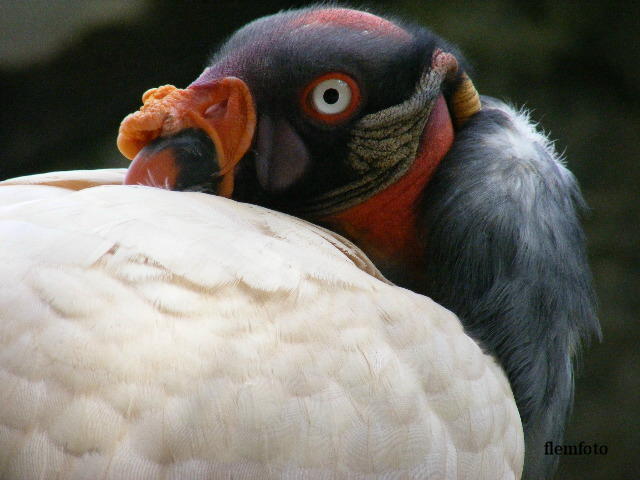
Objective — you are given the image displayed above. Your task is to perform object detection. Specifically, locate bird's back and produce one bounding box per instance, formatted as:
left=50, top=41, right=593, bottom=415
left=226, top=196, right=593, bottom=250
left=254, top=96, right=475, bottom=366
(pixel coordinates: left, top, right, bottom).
left=0, top=175, right=523, bottom=479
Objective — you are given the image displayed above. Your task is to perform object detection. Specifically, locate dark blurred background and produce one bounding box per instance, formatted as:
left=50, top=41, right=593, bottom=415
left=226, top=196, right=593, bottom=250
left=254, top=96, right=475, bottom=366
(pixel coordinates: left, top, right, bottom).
left=1, top=1, right=637, bottom=478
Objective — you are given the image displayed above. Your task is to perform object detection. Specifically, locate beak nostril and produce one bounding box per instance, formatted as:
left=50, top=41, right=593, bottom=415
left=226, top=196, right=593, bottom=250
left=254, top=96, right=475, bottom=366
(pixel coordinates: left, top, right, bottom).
left=204, top=100, right=228, bottom=120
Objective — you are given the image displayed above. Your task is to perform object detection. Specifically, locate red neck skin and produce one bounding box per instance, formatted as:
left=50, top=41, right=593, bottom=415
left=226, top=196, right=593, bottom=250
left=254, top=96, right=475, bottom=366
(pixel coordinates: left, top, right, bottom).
left=319, top=94, right=454, bottom=283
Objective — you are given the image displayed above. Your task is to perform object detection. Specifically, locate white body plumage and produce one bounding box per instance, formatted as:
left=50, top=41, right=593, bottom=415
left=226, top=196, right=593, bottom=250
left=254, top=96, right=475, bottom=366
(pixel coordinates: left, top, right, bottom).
left=0, top=170, right=523, bottom=479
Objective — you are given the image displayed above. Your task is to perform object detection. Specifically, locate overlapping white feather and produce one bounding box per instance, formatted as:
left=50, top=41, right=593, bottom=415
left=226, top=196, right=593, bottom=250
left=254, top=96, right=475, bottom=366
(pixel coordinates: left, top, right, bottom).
left=0, top=172, right=523, bottom=479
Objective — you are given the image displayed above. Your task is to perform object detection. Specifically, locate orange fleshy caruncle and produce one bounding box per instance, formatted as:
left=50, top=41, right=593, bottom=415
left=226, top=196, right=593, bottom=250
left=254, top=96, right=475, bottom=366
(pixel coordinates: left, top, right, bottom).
left=117, top=77, right=256, bottom=197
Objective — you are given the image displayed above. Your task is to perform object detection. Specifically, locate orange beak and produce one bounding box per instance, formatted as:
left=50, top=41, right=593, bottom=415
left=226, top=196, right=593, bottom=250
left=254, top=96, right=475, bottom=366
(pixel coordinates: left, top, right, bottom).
left=118, top=77, right=256, bottom=197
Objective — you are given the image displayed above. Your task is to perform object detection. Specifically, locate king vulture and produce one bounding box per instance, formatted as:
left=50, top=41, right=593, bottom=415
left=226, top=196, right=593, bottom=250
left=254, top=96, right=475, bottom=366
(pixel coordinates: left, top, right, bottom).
left=0, top=6, right=598, bottom=480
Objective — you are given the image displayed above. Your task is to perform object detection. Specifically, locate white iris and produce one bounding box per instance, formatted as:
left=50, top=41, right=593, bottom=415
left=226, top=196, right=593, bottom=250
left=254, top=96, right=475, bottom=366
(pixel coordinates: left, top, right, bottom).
left=312, top=78, right=352, bottom=115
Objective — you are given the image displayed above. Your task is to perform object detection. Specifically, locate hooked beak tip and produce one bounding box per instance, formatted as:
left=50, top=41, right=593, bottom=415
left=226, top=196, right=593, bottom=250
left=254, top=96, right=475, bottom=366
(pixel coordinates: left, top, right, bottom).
left=123, top=128, right=220, bottom=192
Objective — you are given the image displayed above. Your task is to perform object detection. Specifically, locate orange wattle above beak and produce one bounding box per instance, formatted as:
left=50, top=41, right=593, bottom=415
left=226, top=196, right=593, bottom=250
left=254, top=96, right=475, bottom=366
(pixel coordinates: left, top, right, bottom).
left=117, top=77, right=256, bottom=197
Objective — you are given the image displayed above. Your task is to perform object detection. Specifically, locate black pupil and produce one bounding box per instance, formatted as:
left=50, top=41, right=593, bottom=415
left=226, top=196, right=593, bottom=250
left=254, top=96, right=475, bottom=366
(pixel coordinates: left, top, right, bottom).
left=323, top=88, right=340, bottom=105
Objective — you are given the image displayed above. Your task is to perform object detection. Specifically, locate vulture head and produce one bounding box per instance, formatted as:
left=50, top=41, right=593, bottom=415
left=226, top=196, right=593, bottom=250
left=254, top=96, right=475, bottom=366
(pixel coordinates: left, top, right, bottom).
left=117, top=6, right=600, bottom=479
left=119, top=6, right=477, bottom=275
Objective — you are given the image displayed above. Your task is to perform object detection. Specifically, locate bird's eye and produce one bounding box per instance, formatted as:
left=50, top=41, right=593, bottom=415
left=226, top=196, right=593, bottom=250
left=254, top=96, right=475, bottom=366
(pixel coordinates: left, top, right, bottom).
left=312, top=79, right=351, bottom=114
left=301, top=73, right=361, bottom=124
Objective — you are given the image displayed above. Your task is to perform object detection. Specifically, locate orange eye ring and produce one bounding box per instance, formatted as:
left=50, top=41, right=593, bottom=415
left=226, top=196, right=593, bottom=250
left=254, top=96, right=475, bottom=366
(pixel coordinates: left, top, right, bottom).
left=301, top=72, right=361, bottom=125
